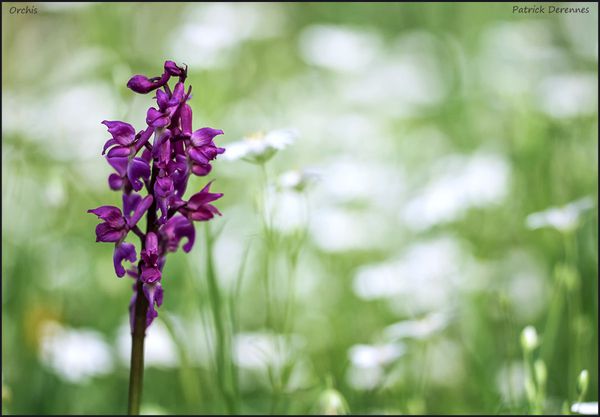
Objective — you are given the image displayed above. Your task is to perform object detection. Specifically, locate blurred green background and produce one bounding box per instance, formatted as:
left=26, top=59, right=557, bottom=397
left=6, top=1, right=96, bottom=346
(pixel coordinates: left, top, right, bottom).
left=2, top=2, right=598, bottom=415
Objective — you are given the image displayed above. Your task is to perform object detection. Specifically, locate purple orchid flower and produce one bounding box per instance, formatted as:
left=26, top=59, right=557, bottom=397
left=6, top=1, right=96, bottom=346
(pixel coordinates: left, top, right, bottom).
left=177, top=181, right=223, bottom=221
left=88, top=60, right=225, bottom=333
left=187, top=128, right=226, bottom=176
left=140, top=232, right=162, bottom=283
left=88, top=195, right=152, bottom=242
left=160, top=215, right=195, bottom=253
left=114, top=243, right=137, bottom=278
left=103, top=124, right=153, bottom=192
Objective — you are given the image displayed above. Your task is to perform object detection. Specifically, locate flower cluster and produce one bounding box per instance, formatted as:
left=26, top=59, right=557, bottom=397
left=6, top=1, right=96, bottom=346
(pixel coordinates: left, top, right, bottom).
left=88, top=60, right=225, bottom=329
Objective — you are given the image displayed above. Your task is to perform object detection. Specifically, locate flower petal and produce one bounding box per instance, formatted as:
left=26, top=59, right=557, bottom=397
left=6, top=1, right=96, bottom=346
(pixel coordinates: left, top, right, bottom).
left=102, top=120, right=136, bottom=145
left=128, top=195, right=153, bottom=228
left=165, top=60, right=185, bottom=77
left=141, top=267, right=161, bottom=283
left=146, top=107, right=170, bottom=128
left=187, top=147, right=209, bottom=164
left=127, top=72, right=170, bottom=94
left=108, top=173, right=124, bottom=191
left=153, top=131, right=172, bottom=168
left=102, top=138, right=118, bottom=155
left=127, top=157, right=151, bottom=192
left=168, top=82, right=185, bottom=106
left=188, top=181, right=223, bottom=207
left=191, top=163, right=212, bottom=176
left=189, top=205, right=221, bottom=221
left=88, top=205, right=123, bottom=221
left=180, top=104, right=192, bottom=138
left=145, top=232, right=159, bottom=255
left=160, top=215, right=195, bottom=253
left=107, top=156, right=129, bottom=177
left=107, top=145, right=132, bottom=158
left=95, top=222, right=125, bottom=242
left=113, top=242, right=137, bottom=278
left=134, top=126, right=155, bottom=153
left=190, top=127, right=224, bottom=147
left=156, top=89, right=169, bottom=110
left=143, top=282, right=164, bottom=327
left=122, top=193, right=142, bottom=220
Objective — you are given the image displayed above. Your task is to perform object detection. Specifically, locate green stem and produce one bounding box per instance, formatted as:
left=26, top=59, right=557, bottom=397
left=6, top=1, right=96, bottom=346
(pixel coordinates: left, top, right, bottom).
left=128, top=280, right=148, bottom=415
left=204, top=223, right=235, bottom=414
left=258, top=163, right=273, bottom=330
left=127, top=161, right=158, bottom=415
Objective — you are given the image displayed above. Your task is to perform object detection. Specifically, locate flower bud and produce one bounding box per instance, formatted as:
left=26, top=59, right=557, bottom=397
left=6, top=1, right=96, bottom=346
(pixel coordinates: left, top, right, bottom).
left=577, top=369, right=589, bottom=396
left=520, top=326, right=539, bottom=352
left=318, top=388, right=349, bottom=415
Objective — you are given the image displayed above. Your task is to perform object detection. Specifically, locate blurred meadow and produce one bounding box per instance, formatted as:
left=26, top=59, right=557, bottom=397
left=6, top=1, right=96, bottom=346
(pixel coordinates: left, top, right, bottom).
left=1, top=2, right=598, bottom=415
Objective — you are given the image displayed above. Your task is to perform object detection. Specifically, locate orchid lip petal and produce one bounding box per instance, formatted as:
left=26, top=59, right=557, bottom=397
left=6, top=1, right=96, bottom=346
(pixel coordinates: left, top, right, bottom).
left=108, top=174, right=124, bottom=191
left=127, top=157, right=151, bottom=192
left=113, top=242, right=137, bottom=277
left=102, top=120, right=136, bottom=145
left=190, top=127, right=224, bottom=147
left=107, top=156, right=129, bottom=177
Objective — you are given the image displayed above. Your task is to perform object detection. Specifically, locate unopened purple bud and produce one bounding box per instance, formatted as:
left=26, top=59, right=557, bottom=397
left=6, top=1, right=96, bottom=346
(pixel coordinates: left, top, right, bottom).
left=164, top=60, right=186, bottom=78
left=127, top=72, right=170, bottom=94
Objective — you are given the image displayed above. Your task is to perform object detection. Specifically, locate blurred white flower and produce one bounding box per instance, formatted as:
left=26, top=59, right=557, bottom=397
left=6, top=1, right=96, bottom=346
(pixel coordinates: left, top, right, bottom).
left=299, top=24, right=383, bottom=73
left=345, top=364, right=383, bottom=391
left=496, top=361, right=526, bottom=401
left=426, top=339, right=465, bottom=387
left=402, top=152, right=510, bottom=231
left=44, top=172, right=67, bottom=207
left=479, top=21, right=566, bottom=97
left=233, top=332, right=299, bottom=371
left=278, top=169, right=320, bottom=192
left=345, top=343, right=404, bottom=391
left=169, top=3, right=285, bottom=69
left=3, top=83, right=119, bottom=162
left=571, top=402, right=599, bottom=415
left=233, top=332, right=313, bottom=392
left=224, top=129, right=298, bottom=163
left=536, top=74, right=597, bottom=119
left=316, top=158, right=405, bottom=207
left=383, top=312, right=449, bottom=341
left=353, top=237, right=475, bottom=314
left=560, top=10, right=598, bottom=61
left=339, top=31, right=448, bottom=116
left=39, top=321, right=113, bottom=383
left=526, top=197, right=594, bottom=232
left=349, top=343, right=405, bottom=369
left=117, top=320, right=178, bottom=368
left=310, top=206, right=389, bottom=252
left=267, top=188, right=309, bottom=233
left=40, top=2, right=94, bottom=12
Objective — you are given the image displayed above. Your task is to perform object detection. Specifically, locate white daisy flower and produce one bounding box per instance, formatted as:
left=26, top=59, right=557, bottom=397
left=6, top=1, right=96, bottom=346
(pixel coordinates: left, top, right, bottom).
left=278, top=168, right=320, bottom=192
left=39, top=321, right=113, bottom=383
left=571, top=402, right=599, bottom=415
left=348, top=343, right=405, bottom=369
left=383, top=311, right=449, bottom=341
left=526, top=197, right=594, bottom=232
left=223, top=128, right=299, bottom=163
